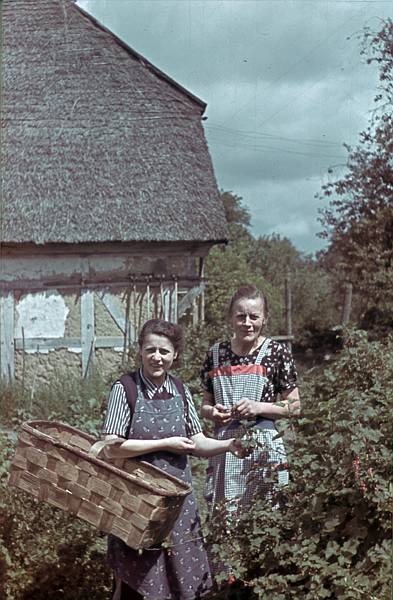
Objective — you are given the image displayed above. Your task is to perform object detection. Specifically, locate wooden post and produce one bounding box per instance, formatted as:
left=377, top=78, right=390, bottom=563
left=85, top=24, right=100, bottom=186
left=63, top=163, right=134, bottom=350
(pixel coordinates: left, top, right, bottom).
left=146, top=278, right=151, bottom=320
left=171, top=279, right=178, bottom=323
left=285, top=272, right=292, bottom=351
left=192, top=298, right=198, bottom=325
left=159, top=280, right=164, bottom=319
left=341, top=283, right=353, bottom=326
left=81, top=289, right=95, bottom=379
left=0, top=291, right=15, bottom=381
left=163, top=288, right=170, bottom=321
left=132, top=283, right=137, bottom=343
left=122, top=289, right=131, bottom=365
left=199, top=258, right=205, bottom=323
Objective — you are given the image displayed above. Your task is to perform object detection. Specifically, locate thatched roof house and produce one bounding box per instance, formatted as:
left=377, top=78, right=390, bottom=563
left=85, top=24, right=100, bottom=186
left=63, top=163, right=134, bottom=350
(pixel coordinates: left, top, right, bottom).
left=0, top=0, right=227, bottom=381
left=1, top=0, right=226, bottom=246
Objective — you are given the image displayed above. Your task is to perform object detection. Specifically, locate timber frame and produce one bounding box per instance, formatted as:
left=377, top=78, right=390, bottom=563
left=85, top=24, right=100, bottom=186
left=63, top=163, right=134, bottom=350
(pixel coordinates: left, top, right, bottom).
left=0, top=241, right=212, bottom=380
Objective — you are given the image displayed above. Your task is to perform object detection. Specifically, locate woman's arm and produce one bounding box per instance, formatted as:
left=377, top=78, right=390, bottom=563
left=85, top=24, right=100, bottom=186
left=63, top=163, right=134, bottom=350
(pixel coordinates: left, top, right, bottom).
left=200, top=391, right=232, bottom=424
left=234, top=387, right=300, bottom=419
left=103, top=434, right=195, bottom=459
left=190, top=432, right=247, bottom=458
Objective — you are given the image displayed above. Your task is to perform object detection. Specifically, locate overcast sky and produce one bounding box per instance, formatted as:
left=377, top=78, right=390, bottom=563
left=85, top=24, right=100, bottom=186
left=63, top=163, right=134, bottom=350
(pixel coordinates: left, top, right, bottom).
left=77, top=0, right=391, bottom=255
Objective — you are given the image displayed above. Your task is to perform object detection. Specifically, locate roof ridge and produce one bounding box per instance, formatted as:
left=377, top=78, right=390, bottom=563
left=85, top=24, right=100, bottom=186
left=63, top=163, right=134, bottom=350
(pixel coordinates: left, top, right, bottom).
left=72, top=1, right=206, bottom=113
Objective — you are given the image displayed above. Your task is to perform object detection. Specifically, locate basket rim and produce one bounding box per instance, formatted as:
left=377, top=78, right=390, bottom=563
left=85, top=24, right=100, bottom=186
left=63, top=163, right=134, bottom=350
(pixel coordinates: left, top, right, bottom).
left=19, top=420, right=192, bottom=498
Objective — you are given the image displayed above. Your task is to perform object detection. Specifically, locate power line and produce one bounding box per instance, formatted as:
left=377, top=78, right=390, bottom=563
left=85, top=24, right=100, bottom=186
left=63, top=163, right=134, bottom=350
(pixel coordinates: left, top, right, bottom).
left=206, top=134, right=346, bottom=159
left=206, top=124, right=343, bottom=148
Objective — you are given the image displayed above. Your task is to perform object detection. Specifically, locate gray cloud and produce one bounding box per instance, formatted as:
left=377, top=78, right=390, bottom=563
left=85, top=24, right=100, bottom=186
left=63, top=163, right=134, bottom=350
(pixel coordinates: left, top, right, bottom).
left=78, top=0, right=391, bottom=254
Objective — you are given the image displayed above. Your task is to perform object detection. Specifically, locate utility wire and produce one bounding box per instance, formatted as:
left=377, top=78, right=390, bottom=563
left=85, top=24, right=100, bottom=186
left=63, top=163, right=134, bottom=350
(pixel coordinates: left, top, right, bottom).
left=206, top=135, right=346, bottom=159
left=206, top=124, right=343, bottom=147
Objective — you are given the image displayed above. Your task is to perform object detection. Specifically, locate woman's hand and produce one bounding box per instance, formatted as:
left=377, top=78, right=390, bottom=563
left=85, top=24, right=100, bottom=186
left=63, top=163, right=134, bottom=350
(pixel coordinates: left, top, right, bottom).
left=210, top=403, right=232, bottom=424
left=163, top=436, right=196, bottom=454
left=228, top=438, right=252, bottom=459
left=233, top=397, right=262, bottom=419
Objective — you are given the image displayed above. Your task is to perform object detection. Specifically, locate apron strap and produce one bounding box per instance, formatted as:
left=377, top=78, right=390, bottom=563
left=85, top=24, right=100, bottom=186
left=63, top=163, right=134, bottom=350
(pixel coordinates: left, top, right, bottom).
left=119, top=371, right=188, bottom=437
left=254, top=337, right=271, bottom=364
left=212, top=342, right=221, bottom=369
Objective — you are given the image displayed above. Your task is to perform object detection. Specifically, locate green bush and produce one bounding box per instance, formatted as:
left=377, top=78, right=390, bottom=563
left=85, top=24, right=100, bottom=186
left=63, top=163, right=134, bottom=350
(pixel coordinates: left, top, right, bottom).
left=0, top=433, right=111, bottom=600
left=0, top=374, right=113, bottom=599
left=1, top=331, right=391, bottom=598
left=0, top=371, right=108, bottom=435
left=206, top=330, right=392, bottom=599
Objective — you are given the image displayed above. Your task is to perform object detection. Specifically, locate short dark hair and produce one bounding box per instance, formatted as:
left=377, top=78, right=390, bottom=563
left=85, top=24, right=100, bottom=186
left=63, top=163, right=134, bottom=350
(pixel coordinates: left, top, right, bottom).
left=227, top=285, right=269, bottom=320
left=138, top=319, right=184, bottom=366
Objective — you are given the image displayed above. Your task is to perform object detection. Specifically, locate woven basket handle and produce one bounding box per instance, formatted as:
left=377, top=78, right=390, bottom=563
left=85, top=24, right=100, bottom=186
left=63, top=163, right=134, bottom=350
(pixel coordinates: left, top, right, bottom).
left=89, top=438, right=124, bottom=459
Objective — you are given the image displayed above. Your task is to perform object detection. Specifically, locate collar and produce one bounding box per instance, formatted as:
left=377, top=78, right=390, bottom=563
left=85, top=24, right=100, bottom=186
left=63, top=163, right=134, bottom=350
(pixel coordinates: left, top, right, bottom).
left=139, top=368, right=170, bottom=398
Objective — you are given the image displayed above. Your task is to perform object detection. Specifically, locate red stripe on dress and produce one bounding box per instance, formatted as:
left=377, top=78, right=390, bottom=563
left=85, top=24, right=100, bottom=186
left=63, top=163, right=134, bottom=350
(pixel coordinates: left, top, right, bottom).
left=208, top=364, right=267, bottom=378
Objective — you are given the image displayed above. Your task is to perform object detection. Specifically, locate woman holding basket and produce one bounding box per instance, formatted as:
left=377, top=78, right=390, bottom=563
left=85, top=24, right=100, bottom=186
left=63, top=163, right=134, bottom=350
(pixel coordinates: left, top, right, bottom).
left=102, top=318, right=246, bottom=600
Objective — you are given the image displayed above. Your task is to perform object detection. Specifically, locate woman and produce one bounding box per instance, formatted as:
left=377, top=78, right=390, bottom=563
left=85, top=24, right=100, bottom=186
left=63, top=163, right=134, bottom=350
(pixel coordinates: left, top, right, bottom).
left=102, top=318, right=246, bottom=600
left=200, top=284, right=300, bottom=514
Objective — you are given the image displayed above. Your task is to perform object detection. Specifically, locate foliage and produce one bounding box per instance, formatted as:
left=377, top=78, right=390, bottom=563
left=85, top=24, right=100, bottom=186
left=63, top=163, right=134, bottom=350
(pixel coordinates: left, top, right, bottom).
left=1, top=329, right=391, bottom=598
left=204, top=228, right=282, bottom=338
left=251, top=235, right=338, bottom=339
left=0, top=370, right=108, bottom=435
left=220, top=190, right=251, bottom=227
left=205, top=191, right=339, bottom=348
left=317, top=19, right=393, bottom=328
left=206, top=330, right=392, bottom=599
left=0, top=374, right=114, bottom=599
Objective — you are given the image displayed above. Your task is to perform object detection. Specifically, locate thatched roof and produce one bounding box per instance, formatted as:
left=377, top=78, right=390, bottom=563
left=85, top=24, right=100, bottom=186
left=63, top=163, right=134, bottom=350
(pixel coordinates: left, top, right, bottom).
left=0, top=0, right=227, bottom=245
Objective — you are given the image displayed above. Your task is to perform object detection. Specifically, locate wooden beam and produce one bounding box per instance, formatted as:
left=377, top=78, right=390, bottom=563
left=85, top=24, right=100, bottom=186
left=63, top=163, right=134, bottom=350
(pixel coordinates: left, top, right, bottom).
left=13, top=334, right=295, bottom=353
left=14, top=337, right=126, bottom=351
left=0, top=292, right=15, bottom=381
left=178, top=284, right=205, bottom=318
left=81, top=289, right=95, bottom=378
left=341, top=283, right=353, bottom=326
left=285, top=272, right=293, bottom=351
left=171, top=280, right=178, bottom=323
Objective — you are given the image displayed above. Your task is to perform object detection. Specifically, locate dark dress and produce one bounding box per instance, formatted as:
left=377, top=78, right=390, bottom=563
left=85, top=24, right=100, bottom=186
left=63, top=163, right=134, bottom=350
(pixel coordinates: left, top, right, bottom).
left=104, top=371, right=213, bottom=600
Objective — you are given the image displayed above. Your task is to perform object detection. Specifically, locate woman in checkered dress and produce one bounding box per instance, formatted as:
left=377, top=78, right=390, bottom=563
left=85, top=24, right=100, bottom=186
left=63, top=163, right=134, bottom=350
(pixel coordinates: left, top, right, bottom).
left=200, top=285, right=300, bottom=514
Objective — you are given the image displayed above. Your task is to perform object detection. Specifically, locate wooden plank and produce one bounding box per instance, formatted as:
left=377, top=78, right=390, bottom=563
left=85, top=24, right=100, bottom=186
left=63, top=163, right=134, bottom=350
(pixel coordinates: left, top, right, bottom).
left=163, top=288, right=171, bottom=321
left=192, top=298, right=198, bottom=325
left=14, top=334, right=294, bottom=353
left=98, top=291, right=134, bottom=341
left=199, top=258, right=205, bottom=323
left=171, top=281, right=178, bottom=323
left=285, top=272, right=293, bottom=351
left=178, top=284, right=205, bottom=318
left=341, top=282, right=353, bottom=325
left=0, top=292, right=15, bottom=380
left=81, top=289, right=95, bottom=378
left=14, top=337, right=126, bottom=351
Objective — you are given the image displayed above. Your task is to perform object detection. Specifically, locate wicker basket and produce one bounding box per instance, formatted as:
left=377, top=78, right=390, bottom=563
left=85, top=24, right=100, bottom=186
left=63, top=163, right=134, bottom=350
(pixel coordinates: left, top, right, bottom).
left=8, top=420, right=192, bottom=550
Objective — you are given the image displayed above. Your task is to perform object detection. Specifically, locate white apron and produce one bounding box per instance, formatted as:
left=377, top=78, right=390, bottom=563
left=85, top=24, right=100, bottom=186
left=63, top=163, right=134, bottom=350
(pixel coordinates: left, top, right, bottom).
left=204, top=338, right=289, bottom=512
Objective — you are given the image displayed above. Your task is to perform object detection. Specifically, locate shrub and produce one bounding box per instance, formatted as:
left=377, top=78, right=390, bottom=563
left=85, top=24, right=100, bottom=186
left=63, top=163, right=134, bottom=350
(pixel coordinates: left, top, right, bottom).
left=0, top=374, right=112, bottom=599
left=0, top=433, right=112, bottom=600
left=206, top=330, right=392, bottom=599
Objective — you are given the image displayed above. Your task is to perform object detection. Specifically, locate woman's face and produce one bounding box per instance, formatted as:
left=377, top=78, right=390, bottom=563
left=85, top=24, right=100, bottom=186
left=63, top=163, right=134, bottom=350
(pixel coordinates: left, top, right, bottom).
left=140, top=333, right=177, bottom=386
left=230, top=297, right=265, bottom=345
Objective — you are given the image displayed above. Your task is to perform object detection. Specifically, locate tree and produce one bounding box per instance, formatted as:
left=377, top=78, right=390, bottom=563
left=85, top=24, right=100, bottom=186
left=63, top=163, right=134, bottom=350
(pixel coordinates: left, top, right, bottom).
left=251, top=234, right=338, bottom=341
left=220, top=190, right=251, bottom=228
left=317, top=20, right=393, bottom=326
left=205, top=192, right=339, bottom=344
left=204, top=192, right=281, bottom=337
